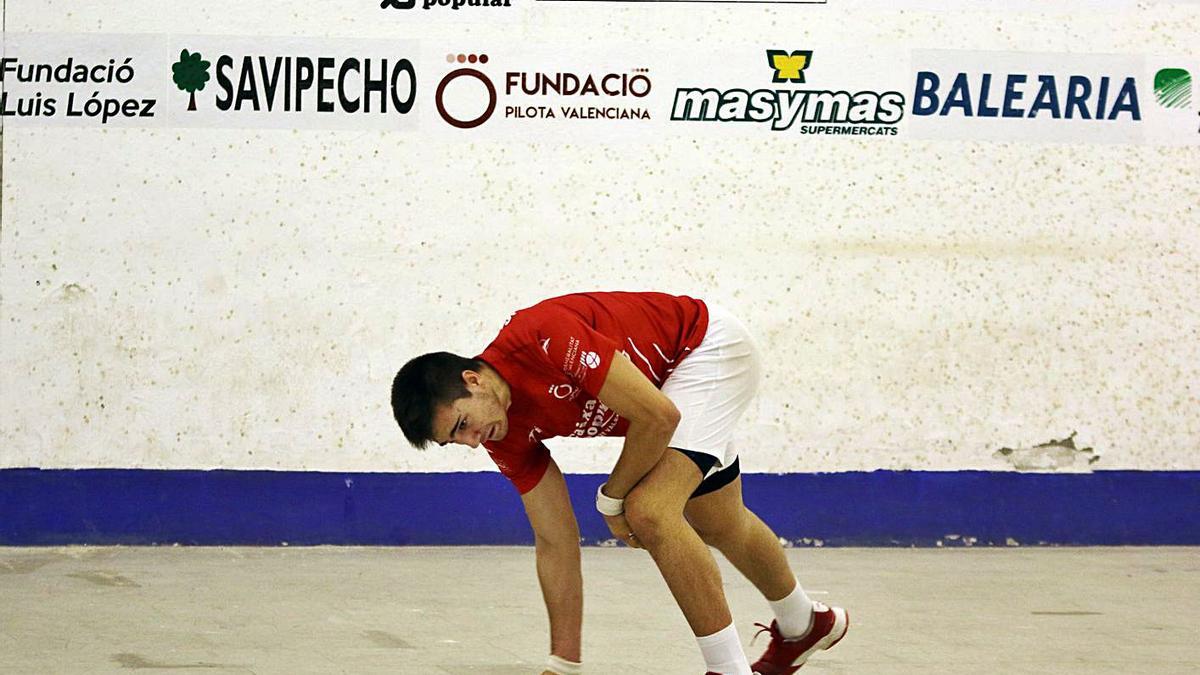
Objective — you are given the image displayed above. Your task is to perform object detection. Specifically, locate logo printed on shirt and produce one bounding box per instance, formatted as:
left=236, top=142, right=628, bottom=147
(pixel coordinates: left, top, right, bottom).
left=563, top=336, right=581, bottom=374
left=581, top=351, right=600, bottom=369
left=548, top=383, right=578, bottom=400
left=571, top=399, right=621, bottom=437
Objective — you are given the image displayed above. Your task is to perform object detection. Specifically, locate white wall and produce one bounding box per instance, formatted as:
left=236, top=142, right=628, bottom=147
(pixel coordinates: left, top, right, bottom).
left=1, top=1, right=1197, bottom=473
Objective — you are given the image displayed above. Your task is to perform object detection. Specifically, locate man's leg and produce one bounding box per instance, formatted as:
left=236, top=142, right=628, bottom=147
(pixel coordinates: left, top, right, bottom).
left=684, top=474, right=848, bottom=674
left=683, top=475, right=797, bottom=603
left=623, top=449, right=750, bottom=673
left=625, top=448, right=731, bottom=635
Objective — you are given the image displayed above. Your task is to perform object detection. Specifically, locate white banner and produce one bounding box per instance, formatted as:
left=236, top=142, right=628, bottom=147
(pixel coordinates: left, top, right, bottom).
left=0, top=33, right=420, bottom=130
left=421, top=43, right=662, bottom=141
left=373, top=0, right=530, bottom=24
left=2, top=34, right=1196, bottom=145
left=907, top=49, right=1199, bottom=146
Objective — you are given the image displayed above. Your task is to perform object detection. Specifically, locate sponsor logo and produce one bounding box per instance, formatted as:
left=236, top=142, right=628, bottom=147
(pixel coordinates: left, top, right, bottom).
left=172, top=50, right=210, bottom=111
left=581, top=351, right=601, bottom=369
left=1, top=53, right=158, bottom=124
left=548, top=383, right=579, bottom=400
left=437, top=54, right=495, bottom=128
left=1154, top=68, right=1191, bottom=109
left=912, top=71, right=1140, bottom=121
left=172, top=47, right=416, bottom=116
left=768, top=49, right=812, bottom=83
left=562, top=336, right=581, bottom=376
left=381, top=0, right=512, bottom=10
left=671, top=49, right=904, bottom=135
left=572, top=399, right=621, bottom=438
left=435, top=52, right=652, bottom=128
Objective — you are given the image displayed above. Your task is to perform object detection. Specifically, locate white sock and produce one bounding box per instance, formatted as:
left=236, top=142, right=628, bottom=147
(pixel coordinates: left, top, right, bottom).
left=695, top=623, right=751, bottom=675
left=769, top=583, right=816, bottom=639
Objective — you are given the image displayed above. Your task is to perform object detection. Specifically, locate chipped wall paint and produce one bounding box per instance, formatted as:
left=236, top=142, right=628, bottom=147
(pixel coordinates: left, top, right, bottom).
left=0, top=3, right=1197, bottom=478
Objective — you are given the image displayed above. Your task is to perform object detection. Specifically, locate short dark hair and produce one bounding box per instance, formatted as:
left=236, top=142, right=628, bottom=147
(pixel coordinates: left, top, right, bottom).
left=391, top=351, right=484, bottom=449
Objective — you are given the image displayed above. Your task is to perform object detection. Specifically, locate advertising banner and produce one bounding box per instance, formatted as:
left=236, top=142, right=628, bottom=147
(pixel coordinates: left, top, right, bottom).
left=376, top=0, right=530, bottom=24
left=424, top=45, right=659, bottom=141
left=1, top=33, right=1196, bottom=144
left=659, top=46, right=908, bottom=139
left=0, top=33, right=420, bottom=130
left=908, top=49, right=1199, bottom=146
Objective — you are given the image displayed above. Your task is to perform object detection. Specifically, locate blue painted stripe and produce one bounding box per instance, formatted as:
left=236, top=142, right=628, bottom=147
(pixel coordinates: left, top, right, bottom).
left=1, top=469, right=1197, bottom=546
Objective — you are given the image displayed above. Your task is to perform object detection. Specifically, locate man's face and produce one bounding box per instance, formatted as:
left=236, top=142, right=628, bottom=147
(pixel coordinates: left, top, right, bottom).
left=431, top=371, right=509, bottom=448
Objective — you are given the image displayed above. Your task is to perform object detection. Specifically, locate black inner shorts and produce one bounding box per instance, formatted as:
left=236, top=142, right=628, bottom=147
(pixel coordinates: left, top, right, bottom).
left=674, top=448, right=741, bottom=499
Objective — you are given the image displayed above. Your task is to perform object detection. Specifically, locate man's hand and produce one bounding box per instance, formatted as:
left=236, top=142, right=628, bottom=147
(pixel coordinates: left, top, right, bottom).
left=603, top=512, right=642, bottom=549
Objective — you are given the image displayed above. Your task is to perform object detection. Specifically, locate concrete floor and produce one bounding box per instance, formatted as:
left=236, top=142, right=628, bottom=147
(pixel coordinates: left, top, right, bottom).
left=0, top=547, right=1197, bottom=674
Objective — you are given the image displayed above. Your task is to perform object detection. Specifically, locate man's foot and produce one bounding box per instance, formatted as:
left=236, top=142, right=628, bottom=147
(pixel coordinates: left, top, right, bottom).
left=749, top=602, right=849, bottom=674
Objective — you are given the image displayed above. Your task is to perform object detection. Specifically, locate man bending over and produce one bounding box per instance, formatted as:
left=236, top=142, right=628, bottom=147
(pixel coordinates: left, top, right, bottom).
left=391, top=291, right=848, bottom=674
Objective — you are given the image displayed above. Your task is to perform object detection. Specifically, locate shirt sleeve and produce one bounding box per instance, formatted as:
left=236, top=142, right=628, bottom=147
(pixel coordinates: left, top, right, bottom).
left=485, top=438, right=552, bottom=495
left=535, top=316, right=619, bottom=398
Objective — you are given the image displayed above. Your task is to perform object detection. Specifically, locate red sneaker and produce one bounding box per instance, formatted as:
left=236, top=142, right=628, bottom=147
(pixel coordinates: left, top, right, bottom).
left=750, top=602, right=849, bottom=674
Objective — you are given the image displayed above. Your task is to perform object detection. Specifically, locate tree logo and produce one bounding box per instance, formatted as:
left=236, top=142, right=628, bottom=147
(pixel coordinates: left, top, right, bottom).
left=1154, top=68, right=1192, bottom=109
left=172, top=50, right=211, bottom=111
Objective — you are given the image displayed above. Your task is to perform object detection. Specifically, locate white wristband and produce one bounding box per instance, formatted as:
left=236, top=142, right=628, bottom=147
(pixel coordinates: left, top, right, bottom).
left=595, top=483, right=624, bottom=516
left=546, top=654, right=582, bottom=675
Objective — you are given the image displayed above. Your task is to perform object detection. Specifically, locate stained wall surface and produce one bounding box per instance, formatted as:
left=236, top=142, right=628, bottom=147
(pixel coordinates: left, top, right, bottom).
left=1, top=1, right=1197, bottom=483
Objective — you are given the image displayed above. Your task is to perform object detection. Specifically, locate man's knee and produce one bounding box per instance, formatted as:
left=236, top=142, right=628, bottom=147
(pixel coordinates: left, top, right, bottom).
left=625, top=488, right=683, bottom=549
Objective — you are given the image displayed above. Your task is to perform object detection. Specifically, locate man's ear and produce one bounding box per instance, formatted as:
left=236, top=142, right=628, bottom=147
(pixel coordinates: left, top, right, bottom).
left=461, top=369, right=482, bottom=387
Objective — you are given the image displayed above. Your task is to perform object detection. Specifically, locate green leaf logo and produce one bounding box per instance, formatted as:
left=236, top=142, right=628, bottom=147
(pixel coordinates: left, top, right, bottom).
left=172, top=49, right=211, bottom=111
left=1154, top=68, right=1191, bottom=109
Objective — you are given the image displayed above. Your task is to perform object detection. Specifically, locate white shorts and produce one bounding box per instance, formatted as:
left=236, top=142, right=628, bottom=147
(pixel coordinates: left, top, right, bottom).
left=661, top=303, right=763, bottom=479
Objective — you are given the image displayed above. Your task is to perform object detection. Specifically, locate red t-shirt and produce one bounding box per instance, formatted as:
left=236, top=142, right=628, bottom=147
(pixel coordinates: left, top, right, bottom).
left=477, top=292, right=709, bottom=493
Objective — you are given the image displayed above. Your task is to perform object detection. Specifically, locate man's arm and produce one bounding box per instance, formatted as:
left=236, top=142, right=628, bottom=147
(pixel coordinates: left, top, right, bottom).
left=595, top=351, right=681, bottom=500
left=521, top=457, right=583, bottom=666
